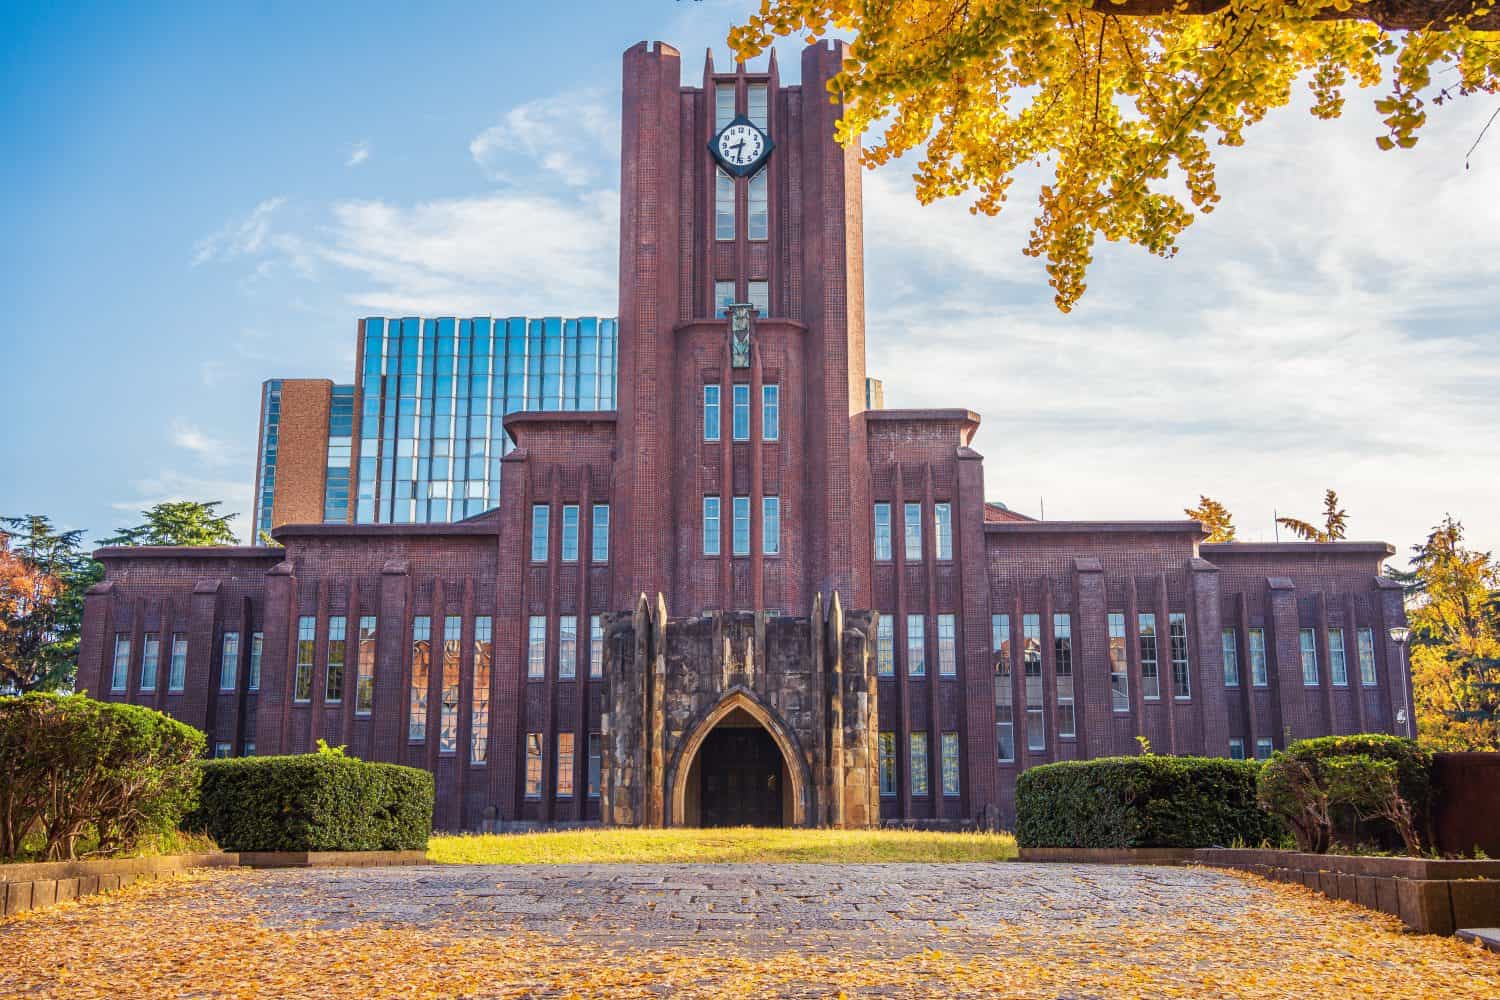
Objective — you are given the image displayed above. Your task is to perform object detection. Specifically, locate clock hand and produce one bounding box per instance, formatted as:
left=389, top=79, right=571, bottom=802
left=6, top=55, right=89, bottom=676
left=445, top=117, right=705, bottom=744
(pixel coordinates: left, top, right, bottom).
left=733, top=138, right=746, bottom=159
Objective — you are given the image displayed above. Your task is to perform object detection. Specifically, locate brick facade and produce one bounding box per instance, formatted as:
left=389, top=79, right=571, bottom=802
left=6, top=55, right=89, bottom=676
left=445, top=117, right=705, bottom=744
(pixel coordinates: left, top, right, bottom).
left=77, top=40, right=1410, bottom=830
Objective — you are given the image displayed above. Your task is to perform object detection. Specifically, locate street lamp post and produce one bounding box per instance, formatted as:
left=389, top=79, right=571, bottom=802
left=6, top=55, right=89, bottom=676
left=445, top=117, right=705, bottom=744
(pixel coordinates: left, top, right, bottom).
left=1388, top=626, right=1412, bottom=738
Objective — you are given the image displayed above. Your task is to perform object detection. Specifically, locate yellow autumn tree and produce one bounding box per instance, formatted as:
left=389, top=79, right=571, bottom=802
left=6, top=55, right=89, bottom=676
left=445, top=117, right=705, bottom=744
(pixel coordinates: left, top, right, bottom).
left=728, top=1, right=1500, bottom=311
left=1396, top=516, right=1500, bottom=750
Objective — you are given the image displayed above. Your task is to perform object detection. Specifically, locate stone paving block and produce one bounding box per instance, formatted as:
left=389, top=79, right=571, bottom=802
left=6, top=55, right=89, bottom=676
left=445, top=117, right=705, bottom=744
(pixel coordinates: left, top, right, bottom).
left=1450, top=880, right=1500, bottom=931
left=1398, top=880, right=1455, bottom=936
left=4, top=881, right=33, bottom=916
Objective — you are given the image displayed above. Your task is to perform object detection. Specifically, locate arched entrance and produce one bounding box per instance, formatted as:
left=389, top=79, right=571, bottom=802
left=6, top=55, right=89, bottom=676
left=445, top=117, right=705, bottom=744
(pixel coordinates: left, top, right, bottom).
left=669, top=690, right=810, bottom=827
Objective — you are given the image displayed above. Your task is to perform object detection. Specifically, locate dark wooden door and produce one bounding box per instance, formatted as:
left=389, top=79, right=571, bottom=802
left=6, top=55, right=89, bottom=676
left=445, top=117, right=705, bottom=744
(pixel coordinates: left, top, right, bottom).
left=698, top=727, right=783, bottom=827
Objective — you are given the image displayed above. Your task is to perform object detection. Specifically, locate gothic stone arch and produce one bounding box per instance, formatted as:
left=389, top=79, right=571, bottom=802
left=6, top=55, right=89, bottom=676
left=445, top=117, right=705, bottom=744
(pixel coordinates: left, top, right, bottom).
left=667, top=687, right=812, bottom=828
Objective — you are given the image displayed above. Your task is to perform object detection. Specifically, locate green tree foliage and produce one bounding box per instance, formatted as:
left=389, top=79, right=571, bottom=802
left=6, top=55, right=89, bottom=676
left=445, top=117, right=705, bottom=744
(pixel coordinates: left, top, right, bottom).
left=1185, top=495, right=1237, bottom=542
left=1276, top=489, right=1349, bottom=541
left=0, top=693, right=205, bottom=861
left=102, top=500, right=239, bottom=548
left=1390, top=516, right=1500, bottom=750
left=0, top=515, right=101, bottom=692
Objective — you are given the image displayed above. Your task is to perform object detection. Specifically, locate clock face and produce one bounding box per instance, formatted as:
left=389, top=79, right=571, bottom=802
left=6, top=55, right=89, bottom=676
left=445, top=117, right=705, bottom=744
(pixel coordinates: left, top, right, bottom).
left=709, top=117, right=773, bottom=177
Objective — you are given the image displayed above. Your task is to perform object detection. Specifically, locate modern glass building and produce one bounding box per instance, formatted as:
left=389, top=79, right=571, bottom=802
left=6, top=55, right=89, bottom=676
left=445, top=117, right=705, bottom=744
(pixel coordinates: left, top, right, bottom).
left=253, top=317, right=619, bottom=536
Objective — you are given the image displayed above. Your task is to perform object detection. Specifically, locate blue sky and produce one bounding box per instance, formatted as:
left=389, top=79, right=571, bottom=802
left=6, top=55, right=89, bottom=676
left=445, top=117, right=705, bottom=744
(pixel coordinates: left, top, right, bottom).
left=3, top=1, right=1498, bottom=562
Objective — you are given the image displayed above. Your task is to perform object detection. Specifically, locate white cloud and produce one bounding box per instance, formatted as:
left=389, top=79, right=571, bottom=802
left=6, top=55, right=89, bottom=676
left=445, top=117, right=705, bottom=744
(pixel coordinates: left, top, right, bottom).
left=469, top=90, right=616, bottom=186
left=346, top=141, right=370, bottom=167
left=862, top=88, right=1500, bottom=553
left=169, top=420, right=242, bottom=469
left=191, top=197, right=287, bottom=266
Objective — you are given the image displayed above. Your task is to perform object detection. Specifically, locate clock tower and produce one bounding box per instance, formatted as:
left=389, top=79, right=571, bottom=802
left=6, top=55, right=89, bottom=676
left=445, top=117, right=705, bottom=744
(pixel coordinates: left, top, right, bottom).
left=613, top=39, right=870, bottom=617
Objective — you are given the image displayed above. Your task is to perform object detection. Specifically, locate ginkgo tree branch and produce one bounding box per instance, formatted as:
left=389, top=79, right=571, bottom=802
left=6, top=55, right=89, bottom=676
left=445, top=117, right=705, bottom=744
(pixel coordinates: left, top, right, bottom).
left=1090, top=0, right=1500, bottom=31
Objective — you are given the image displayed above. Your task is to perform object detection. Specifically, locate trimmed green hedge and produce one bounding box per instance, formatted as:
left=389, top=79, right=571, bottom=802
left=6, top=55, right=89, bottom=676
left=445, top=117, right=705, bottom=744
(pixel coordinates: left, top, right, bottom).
left=1015, top=755, right=1286, bottom=849
left=1258, top=734, right=1432, bottom=852
left=188, top=754, right=433, bottom=852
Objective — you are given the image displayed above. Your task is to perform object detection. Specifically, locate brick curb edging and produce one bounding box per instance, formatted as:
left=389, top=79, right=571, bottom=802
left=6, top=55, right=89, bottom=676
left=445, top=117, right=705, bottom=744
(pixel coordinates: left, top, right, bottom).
left=1018, top=846, right=1500, bottom=936
left=2, top=849, right=430, bottom=918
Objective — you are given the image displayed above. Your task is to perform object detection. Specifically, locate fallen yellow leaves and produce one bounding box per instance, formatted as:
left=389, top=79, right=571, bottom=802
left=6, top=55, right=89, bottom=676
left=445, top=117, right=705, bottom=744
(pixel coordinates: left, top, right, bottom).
left=2, top=868, right=1496, bottom=999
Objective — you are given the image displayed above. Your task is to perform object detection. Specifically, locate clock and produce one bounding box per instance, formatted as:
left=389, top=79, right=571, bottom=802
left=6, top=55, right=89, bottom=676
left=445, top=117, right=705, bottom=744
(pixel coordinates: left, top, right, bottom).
left=710, top=116, right=773, bottom=177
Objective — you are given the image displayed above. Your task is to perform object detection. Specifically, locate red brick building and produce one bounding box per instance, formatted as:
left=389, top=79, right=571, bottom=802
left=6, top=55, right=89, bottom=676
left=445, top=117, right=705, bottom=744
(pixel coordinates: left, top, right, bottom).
left=78, top=41, right=1413, bottom=830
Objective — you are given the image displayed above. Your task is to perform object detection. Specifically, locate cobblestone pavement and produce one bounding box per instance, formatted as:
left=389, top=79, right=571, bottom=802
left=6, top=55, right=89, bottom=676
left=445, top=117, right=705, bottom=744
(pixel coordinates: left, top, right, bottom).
left=242, top=862, right=1266, bottom=952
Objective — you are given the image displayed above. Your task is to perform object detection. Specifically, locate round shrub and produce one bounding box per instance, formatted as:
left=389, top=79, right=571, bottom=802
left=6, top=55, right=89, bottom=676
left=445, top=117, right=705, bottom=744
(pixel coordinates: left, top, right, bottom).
left=0, top=693, right=205, bottom=861
left=1015, top=755, right=1286, bottom=849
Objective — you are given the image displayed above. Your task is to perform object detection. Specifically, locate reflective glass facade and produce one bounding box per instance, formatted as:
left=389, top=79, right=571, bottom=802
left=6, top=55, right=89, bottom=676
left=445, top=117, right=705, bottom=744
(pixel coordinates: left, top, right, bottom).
left=253, top=380, right=282, bottom=542
left=356, top=317, right=618, bottom=524
left=323, top=386, right=354, bottom=522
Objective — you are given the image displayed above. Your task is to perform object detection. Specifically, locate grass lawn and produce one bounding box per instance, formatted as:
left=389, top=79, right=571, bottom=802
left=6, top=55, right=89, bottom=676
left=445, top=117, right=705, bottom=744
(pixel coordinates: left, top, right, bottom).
left=427, top=826, right=1017, bottom=864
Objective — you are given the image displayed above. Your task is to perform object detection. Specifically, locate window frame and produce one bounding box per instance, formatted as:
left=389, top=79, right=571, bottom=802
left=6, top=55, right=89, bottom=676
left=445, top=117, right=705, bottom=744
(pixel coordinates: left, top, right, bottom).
left=294, top=616, right=316, bottom=704
left=591, top=504, right=610, bottom=564
left=1299, top=627, right=1320, bottom=686
left=937, top=613, right=957, bottom=677
left=1108, top=612, right=1130, bottom=711
left=732, top=496, right=751, bottom=556
left=1169, top=612, right=1191, bottom=700
left=941, top=732, right=961, bottom=797
left=1222, top=628, right=1240, bottom=687
left=732, top=383, right=750, bottom=441
left=703, top=496, right=721, bottom=556
left=906, top=614, right=926, bottom=677
left=560, top=504, right=580, bottom=562
left=1249, top=627, right=1269, bottom=687
left=909, top=731, right=930, bottom=798
left=1329, top=627, right=1349, bottom=686
left=324, top=617, right=346, bottom=705
left=530, top=504, right=549, bottom=563
left=903, top=502, right=922, bottom=560
left=1054, top=613, right=1075, bottom=737
left=762, top=495, right=780, bottom=556
left=873, top=502, right=892, bottom=561
left=1138, top=613, right=1161, bottom=700
left=703, top=384, right=721, bottom=442
left=714, top=168, right=735, bottom=241
left=877, top=615, right=895, bottom=677
left=761, top=384, right=780, bottom=442
left=934, top=502, right=953, bottom=561
left=527, top=615, right=547, bottom=680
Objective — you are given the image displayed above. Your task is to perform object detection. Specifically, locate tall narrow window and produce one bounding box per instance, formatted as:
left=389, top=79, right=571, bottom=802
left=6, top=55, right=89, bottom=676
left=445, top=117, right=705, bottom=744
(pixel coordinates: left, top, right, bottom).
left=732, top=383, right=750, bottom=441
left=587, top=732, right=602, bottom=798
left=903, top=502, right=922, bottom=559
left=140, top=633, right=160, bottom=692
left=762, top=384, right=780, bottom=441
left=910, top=732, right=930, bottom=797
left=1024, top=614, right=1044, bottom=750
left=561, top=505, right=579, bottom=562
left=1357, top=627, right=1377, bottom=686
left=323, top=618, right=345, bottom=703
left=732, top=496, right=751, bottom=556
left=110, top=634, right=130, bottom=692
left=873, top=502, right=892, bottom=560
left=531, top=504, right=549, bottom=562
left=1169, top=613, right=1191, bottom=699
left=1054, top=613, right=1075, bottom=737
left=1222, top=629, right=1240, bottom=687
left=934, top=503, right=953, bottom=560
left=590, top=615, right=604, bottom=679
left=703, top=496, right=721, bottom=556
left=408, top=617, right=430, bottom=741
left=714, top=280, right=736, bottom=317
left=436, top=616, right=460, bottom=753
left=556, top=732, right=575, bottom=798
left=1108, top=612, right=1129, bottom=711
left=525, top=733, right=543, bottom=799
left=591, top=504, right=610, bottom=563
left=1255, top=737, right=1274, bottom=760
left=715, top=82, right=736, bottom=129
left=703, top=385, right=721, bottom=441
left=559, top=615, right=578, bottom=679
left=747, top=280, right=769, bottom=316
left=715, top=168, right=735, bottom=240
left=748, top=169, right=768, bottom=240
left=1299, top=628, right=1319, bottom=685
left=248, top=632, right=263, bottom=692
left=941, top=732, right=961, bottom=797
left=527, top=616, right=547, bottom=679
left=937, top=614, right=957, bottom=676
left=1139, top=613, right=1160, bottom=700
left=214, top=743, right=232, bottom=759
left=993, top=614, right=1014, bottom=762
left=906, top=614, right=926, bottom=676
left=471, top=617, right=492, bottom=764
left=1329, top=628, right=1348, bottom=686
left=877, top=615, right=895, bottom=676
left=1249, top=627, right=1269, bottom=686
left=355, top=617, right=376, bottom=714
left=1229, top=738, right=1246, bottom=761
left=747, top=82, right=768, bottom=128
left=763, top=496, right=781, bottom=555
left=878, top=732, right=897, bottom=796
left=295, top=616, right=316, bottom=703
left=169, top=633, right=187, bottom=692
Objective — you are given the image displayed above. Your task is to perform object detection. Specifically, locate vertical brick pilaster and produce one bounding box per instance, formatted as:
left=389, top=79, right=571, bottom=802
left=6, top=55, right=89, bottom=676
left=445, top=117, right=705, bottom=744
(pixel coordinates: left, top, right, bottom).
left=371, top=560, right=409, bottom=764
left=257, top=562, right=295, bottom=757
left=956, top=450, right=993, bottom=819
left=1267, top=577, right=1303, bottom=746
left=1074, top=559, right=1107, bottom=760
left=1189, top=559, right=1228, bottom=755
